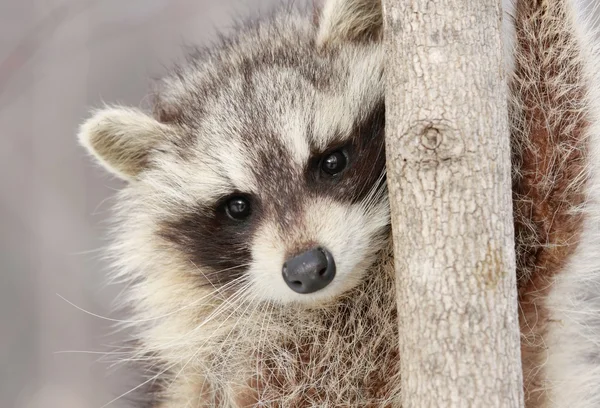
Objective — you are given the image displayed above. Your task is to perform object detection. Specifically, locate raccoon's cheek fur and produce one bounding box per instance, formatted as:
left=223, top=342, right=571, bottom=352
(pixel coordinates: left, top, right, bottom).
left=248, top=197, right=390, bottom=305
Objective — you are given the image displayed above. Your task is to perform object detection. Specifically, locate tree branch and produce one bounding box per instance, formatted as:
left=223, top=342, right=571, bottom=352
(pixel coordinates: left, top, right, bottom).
left=383, top=0, right=524, bottom=405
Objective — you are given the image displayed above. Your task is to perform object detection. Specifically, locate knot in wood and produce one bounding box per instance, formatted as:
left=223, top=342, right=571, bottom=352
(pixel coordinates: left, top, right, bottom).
left=420, top=127, right=442, bottom=150
left=399, top=120, right=464, bottom=165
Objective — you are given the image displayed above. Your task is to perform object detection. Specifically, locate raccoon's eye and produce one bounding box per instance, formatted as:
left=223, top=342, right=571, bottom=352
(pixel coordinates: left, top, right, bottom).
left=225, top=197, right=251, bottom=220
left=321, top=150, right=347, bottom=176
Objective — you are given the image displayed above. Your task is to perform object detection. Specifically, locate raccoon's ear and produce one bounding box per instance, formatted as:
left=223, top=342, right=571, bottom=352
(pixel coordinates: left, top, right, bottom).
left=78, top=106, right=172, bottom=181
left=316, top=0, right=383, bottom=47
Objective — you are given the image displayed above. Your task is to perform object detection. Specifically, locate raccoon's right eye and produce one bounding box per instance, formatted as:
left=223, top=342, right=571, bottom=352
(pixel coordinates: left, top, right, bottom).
left=224, top=196, right=251, bottom=220
left=320, top=150, right=348, bottom=176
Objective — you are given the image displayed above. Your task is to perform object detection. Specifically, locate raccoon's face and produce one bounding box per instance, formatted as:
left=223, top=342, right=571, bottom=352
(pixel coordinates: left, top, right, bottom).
left=79, top=1, right=387, bottom=306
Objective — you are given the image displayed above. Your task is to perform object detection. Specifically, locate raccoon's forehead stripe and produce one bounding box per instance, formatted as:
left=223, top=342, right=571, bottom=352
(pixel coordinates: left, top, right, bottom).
left=231, top=67, right=313, bottom=168
left=311, top=49, right=384, bottom=149
left=273, top=94, right=312, bottom=166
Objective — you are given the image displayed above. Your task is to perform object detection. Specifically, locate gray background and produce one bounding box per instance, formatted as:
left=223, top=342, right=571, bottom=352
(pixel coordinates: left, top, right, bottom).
left=0, top=1, right=282, bottom=407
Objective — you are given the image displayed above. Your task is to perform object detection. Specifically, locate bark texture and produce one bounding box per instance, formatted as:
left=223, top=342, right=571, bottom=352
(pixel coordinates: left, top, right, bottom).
left=383, top=0, right=525, bottom=406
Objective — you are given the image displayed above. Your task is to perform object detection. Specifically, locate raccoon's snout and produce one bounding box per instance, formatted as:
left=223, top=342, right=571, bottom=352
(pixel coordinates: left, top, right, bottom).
left=282, top=247, right=336, bottom=294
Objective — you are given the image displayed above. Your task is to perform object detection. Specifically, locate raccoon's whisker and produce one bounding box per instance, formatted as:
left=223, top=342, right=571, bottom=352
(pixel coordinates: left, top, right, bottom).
left=100, top=358, right=182, bottom=408
left=199, top=282, right=255, bottom=341
left=122, top=286, right=255, bottom=391
left=112, top=278, right=252, bottom=365
left=202, top=262, right=251, bottom=279
left=364, top=168, right=386, bottom=202
left=170, top=295, right=251, bottom=350
left=157, top=280, right=254, bottom=351
left=54, top=350, right=131, bottom=355
left=189, top=260, right=244, bottom=302
left=356, top=140, right=386, bottom=200
left=56, top=275, right=246, bottom=325
left=254, top=299, right=275, bottom=400
left=359, top=169, right=387, bottom=213
left=105, top=358, right=165, bottom=372
left=363, top=182, right=386, bottom=214
left=56, top=293, right=142, bottom=323
left=230, top=290, right=267, bottom=354
left=106, top=355, right=163, bottom=366
left=170, top=284, right=256, bottom=387
left=69, top=247, right=107, bottom=256
left=203, top=262, right=252, bottom=273
left=53, top=349, right=147, bottom=367
left=227, top=293, right=273, bottom=393
left=190, top=261, right=250, bottom=300
left=206, top=289, right=260, bottom=372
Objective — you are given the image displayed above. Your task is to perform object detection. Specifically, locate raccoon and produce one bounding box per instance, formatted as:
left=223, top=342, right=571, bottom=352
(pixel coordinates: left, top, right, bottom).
left=78, top=0, right=600, bottom=406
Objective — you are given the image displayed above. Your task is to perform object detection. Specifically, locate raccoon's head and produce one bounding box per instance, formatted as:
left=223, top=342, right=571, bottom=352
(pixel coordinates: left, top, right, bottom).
left=79, top=0, right=387, bottom=307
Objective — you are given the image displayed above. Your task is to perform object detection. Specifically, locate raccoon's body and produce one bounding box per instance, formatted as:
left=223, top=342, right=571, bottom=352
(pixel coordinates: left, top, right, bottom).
left=78, top=0, right=600, bottom=406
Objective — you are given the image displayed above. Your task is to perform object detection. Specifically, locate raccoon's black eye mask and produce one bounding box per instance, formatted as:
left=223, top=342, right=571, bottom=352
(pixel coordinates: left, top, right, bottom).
left=216, top=148, right=350, bottom=224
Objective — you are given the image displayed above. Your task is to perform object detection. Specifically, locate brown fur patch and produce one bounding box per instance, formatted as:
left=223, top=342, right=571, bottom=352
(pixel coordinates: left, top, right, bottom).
left=511, top=0, right=589, bottom=405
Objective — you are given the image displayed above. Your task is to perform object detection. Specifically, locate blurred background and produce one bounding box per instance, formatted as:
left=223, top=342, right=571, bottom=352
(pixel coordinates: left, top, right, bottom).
left=0, top=0, right=290, bottom=407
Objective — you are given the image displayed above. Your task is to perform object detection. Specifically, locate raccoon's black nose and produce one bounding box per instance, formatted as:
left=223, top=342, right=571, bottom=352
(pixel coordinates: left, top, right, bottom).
left=282, top=247, right=336, bottom=294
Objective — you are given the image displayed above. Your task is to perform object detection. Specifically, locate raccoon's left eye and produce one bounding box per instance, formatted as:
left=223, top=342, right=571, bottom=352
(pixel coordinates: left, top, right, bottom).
left=225, top=197, right=251, bottom=220
left=321, top=150, right=347, bottom=176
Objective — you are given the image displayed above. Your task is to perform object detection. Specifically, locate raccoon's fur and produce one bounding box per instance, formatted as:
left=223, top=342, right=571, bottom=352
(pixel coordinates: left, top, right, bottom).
left=78, top=0, right=600, bottom=406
